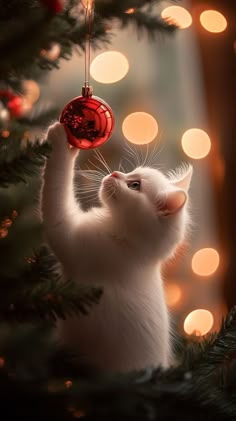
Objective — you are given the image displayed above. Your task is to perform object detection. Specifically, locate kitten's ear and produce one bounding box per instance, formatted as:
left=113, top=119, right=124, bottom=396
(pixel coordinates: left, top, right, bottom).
left=157, top=190, right=187, bottom=216
left=171, top=165, right=193, bottom=192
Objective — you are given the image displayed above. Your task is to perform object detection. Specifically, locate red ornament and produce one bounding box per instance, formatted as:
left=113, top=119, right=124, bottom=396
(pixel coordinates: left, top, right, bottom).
left=0, top=90, right=23, bottom=118
left=7, top=97, right=23, bottom=118
left=60, top=95, right=115, bottom=150
left=40, top=0, right=63, bottom=13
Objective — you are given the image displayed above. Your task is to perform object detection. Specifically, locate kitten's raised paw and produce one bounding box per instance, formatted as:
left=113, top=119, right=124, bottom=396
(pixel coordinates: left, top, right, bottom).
left=47, top=122, right=67, bottom=145
left=46, top=122, right=78, bottom=157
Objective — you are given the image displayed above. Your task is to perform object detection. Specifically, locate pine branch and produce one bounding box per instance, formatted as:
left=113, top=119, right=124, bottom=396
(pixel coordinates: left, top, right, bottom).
left=184, top=307, right=236, bottom=381
left=0, top=247, right=103, bottom=322
left=0, top=0, right=176, bottom=79
left=95, top=3, right=177, bottom=39
left=0, top=362, right=235, bottom=421
left=0, top=138, right=51, bottom=187
left=0, top=308, right=236, bottom=420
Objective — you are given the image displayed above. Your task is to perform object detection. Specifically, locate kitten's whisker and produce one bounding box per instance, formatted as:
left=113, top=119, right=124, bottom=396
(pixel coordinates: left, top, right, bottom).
left=118, top=160, right=126, bottom=173
left=88, top=159, right=107, bottom=176
left=132, top=143, right=141, bottom=167
left=123, top=142, right=140, bottom=167
left=80, top=169, right=103, bottom=176
left=79, top=191, right=98, bottom=199
left=146, top=142, right=156, bottom=168
left=142, top=143, right=149, bottom=167
left=81, top=195, right=99, bottom=204
left=120, top=163, right=126, bottom=173
left=147, top=130, right=165, bottom=167
left=79, top=174, right=103, bottom=183
left=146, top=142, right=158, bottom=167
left=94, top=149, right=112, bottom=175
left=79, top=172, right=103, bottom=180
left=123, top=156, right=136, bottom=171
left=79, top=189, right=99, bottom=199
left=77, top=187, right=99, bottom=193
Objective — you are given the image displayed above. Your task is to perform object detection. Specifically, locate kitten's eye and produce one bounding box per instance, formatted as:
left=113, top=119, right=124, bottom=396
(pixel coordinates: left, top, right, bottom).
left=127, top=181, right=141, bottom=191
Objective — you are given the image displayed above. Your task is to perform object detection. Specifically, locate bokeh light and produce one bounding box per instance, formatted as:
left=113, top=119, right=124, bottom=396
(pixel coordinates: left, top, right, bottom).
left=192, top=248, right=220, bottom=277
left=184, top=309, right=214, bottom=336
left=125, top=8, right=136, bottom=14
left=1, top=130, right=10, bottom=138
left=65, top=380, right=73, bottom=389
left=200, top=10, right=227, bottom=33
left=122, top=112, right=158, bottom=144
left=161, top=6, right=192, bottom=29
left=181, top=128, right=211, bottom=159
left=165, top=283, right=182, bottom=307
left=90, top=51, right=129, bottom=84
left=40, top=43, right=61, bottom=61
left=22, top=80, right=40, bottom=104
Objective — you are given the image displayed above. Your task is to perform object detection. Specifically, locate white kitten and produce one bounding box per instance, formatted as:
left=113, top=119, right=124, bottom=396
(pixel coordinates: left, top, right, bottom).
left=41, top=122, right=192, bottom=373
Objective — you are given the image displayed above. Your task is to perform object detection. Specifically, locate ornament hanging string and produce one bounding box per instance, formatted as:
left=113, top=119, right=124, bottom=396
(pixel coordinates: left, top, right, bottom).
left=81, top=0, right=94, bottom=93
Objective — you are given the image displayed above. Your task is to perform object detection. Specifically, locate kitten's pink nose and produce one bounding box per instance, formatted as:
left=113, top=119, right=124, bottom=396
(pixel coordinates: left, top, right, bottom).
left=111, top=171, right=119, bottom=178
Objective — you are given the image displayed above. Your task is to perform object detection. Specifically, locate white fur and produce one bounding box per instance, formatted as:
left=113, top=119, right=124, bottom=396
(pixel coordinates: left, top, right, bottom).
left=41, top=123, right=192, bottom=373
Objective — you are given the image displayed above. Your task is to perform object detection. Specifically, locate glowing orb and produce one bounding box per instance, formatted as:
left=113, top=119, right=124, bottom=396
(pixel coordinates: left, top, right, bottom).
left=165, top=283, right=182, bottom=307
left=200, top=10, right=227, bottom=33
left=192, top=248, right=220, bottom=277
left=122, top=112, right=158, bottom=145
left=90, top=51, right=129, bottom=84
left=161, top=6, right=192, bottom=29
left=184, top=309, right=214, bottom=336
left=181, top=128, right=211, bottom=159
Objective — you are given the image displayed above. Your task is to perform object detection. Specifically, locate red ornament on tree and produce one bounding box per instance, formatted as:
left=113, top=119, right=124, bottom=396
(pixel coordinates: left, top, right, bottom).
left=60, top=86, right=114, bottom=150
left=7, top=97, right=23, bottom=118
left=0, top=90, right=23, bottom=119
left=40, top=0, right=64, bottom=13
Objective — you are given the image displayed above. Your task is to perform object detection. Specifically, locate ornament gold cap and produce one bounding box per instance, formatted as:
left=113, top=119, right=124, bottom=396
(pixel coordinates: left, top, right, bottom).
left=82, top=85, right=93, bottom=97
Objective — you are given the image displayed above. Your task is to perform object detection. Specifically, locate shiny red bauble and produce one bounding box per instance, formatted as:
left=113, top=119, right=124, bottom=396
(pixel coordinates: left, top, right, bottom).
left=7, top=97, right=23, bottom=118
left=60, top=95, right=115, bottom=150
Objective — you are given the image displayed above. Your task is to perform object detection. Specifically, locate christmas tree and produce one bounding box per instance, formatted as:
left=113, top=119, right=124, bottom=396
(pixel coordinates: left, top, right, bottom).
left=0, top=0, right=236, bottom=419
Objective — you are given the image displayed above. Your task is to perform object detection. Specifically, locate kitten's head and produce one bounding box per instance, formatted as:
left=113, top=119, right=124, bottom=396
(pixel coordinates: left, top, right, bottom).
left=99, top=165, right=193, bottom=259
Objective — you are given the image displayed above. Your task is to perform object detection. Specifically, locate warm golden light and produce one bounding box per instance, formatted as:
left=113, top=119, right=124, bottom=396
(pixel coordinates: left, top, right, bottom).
left=200, top=10, right=227, bottom=33
left=0, top=228, right=8, bottom=239
left=184, top=309, right=214, bottom=336
left=65, top=380, right=73, bottom=389
left=40, top=43, right=61, bottom=61
left=22, top=80, right=40, bottom=104
left=181, top=128, right=211, bottom=159
left=122, top=112, right=158, bottom=145
left=1, top=130, right=10, bottom=138
left=125, top=8, right=136, bottom=14
left=90, top=51, right=129, bottom=84
left=192, top=248, right=220, bottom=277
left=165, top=283, right=182, bottom=307
left=161, top=6, right=192, bottom=29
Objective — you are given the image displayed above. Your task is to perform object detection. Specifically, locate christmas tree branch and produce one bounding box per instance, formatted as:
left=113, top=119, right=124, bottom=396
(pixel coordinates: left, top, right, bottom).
left=0, top=247, right=103, bottom=322
left=0, top=138, right=51, bottom=187
left=179, top=307, right=236, bottom=382
left=0, top=0, right=176, bottom=79
left=0, top=353, right=236, bottom=421
left=0, top=308, right=236, bottom=420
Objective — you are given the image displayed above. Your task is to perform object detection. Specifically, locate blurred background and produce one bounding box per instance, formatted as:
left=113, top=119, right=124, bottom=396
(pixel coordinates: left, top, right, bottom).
left=42, top=0, right=235, bottom=336
left=2, top=0, right=234, bottom=339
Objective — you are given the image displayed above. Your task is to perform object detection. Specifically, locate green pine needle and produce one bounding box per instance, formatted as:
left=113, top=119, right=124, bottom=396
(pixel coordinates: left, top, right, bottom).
left=0, top=139, right=51, bottom=187
left=0, top=247, right=103, bottom=322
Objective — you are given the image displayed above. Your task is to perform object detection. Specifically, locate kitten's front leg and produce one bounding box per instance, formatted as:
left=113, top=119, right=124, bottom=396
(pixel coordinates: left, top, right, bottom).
left=46, top=122, right=78, bottom=161
left=41, top=122, right=81, bottom=262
